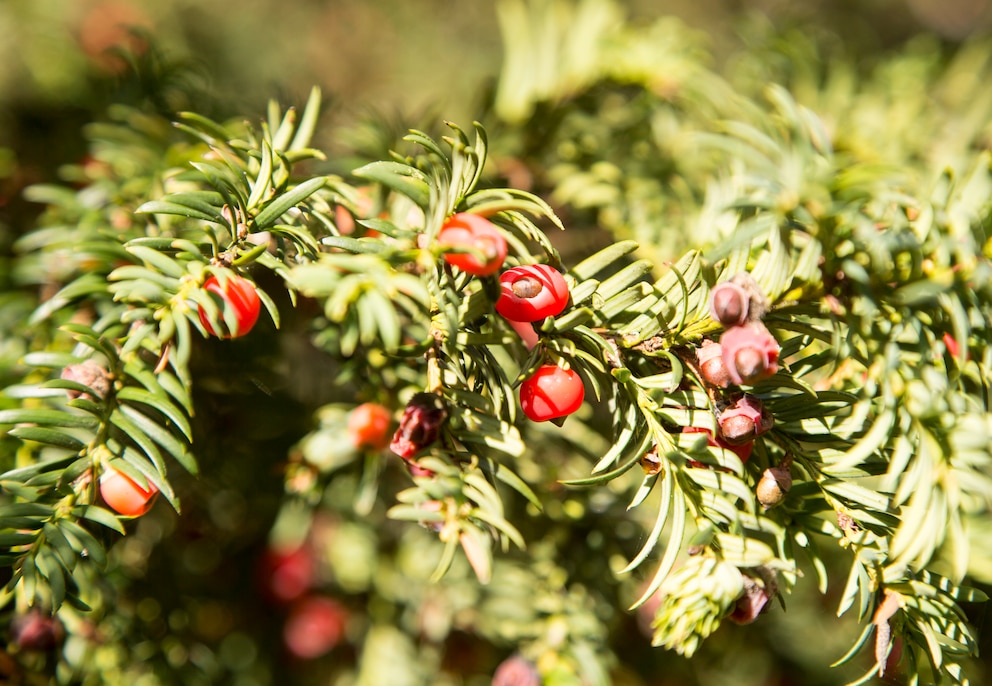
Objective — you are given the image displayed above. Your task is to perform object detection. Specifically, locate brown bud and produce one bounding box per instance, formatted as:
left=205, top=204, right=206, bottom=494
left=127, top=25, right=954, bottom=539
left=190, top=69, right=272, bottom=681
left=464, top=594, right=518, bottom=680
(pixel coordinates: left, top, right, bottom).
left=60, top=359, right=112, bottom=400
left=756, top=466, right=792, bottom=509
left=696, top=340, right=730, bottom=388
left=492, top=655, right=540, bottom=686
left=639, top=446, right=662, bottom=475
left=389, top=393, right=447, bottom=460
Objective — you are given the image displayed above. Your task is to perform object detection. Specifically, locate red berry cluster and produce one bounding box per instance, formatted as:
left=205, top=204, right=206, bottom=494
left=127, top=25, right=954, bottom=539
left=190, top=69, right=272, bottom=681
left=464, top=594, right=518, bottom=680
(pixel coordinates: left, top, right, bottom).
left=494, top=261, right=578, bottom=422
left=500, top=264, right=582, bottom=422
left=436, top=213, right=583, bottom=424
left=382, top=216, right=586, bottom=465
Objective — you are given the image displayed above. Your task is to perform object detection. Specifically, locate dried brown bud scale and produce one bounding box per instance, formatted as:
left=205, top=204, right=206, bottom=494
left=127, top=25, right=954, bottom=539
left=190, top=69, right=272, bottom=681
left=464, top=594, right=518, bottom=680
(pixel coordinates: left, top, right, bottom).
left=389, top=393, right=447, bottom=460
left=639, top=446, right=663, bottom=475
left=729, top=272, right=770, bottom=322
left=728, top=569, right=777, bottom=624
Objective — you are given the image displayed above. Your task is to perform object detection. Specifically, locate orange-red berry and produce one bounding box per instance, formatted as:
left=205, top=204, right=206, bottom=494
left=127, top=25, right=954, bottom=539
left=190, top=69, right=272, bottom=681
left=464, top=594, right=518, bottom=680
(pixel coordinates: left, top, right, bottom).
left=438, top=213, right=508, bottom=276
left=519, top=365, right=584, bottom=422
left=198, top=274, right=261, bottom=339
left=496, top=264, right=569, bottom=322
left=347, top=403, right=392, bottom=450
left=99, top=465, right=158, bottom=517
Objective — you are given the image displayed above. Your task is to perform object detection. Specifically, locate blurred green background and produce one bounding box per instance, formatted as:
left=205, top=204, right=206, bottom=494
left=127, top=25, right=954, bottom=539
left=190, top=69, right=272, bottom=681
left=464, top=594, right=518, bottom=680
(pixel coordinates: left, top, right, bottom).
left=3, top=1, right=992, bottom=685
left=2, top=0, right=991, bottom=185
left=4, top=0, right=992, bottom=264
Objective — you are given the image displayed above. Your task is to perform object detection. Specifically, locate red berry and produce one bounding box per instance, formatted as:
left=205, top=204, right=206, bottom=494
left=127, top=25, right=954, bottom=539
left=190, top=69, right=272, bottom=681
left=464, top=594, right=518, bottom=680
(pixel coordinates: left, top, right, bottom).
left=438, top=213, right=508, bottom=276
left=347, top=403, right=392, bottom=450
left=198, top=274, right=262, bottom=338
left=10, top=610, right=64, bottom=652
left=257, top=546, right=314, bottom=604
left=407, top=461, right=436, bottom=479
left=943, top=332, right=959, bottom=357
left=283, top=596, right=347, bottom=659
left=492, top=654, right=541, bottom=686
left=519, top=365, right=584, bottom=422
left=100, top=465, right=158, bottom=517
left=496, top=264, right=569, bottom=322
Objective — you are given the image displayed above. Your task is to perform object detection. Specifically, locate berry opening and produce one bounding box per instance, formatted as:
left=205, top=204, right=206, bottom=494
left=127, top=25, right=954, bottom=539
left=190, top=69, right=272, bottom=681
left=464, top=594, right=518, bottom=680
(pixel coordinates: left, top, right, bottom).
left=510, top=276, right=543, bottom=299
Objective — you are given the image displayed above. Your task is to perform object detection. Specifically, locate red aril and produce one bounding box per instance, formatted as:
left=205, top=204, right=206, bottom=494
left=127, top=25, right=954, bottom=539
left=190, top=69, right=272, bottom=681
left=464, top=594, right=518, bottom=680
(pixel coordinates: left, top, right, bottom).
left=198, top=274, right=262, bottom=338
left=496, top=264, right=569, bottom=322
left=438, top=213, right=507, bottom=276
left=100, top=465, right=158, bottom=517
left=519, top=365, right=584, bottom=422
left=347, top=402, right=392, bottom=450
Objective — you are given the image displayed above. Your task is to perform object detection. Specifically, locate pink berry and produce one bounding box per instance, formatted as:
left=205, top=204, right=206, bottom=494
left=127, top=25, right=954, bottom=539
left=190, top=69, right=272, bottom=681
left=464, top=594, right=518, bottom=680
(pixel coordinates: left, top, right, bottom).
left=719, top=322, right=779, bottom=385
left=709, top=281, right=750, bottom=326
left=717, top=394, right=774, bottom=446
left=696, top=340, right=730, bottom=388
